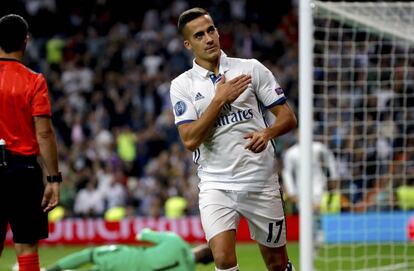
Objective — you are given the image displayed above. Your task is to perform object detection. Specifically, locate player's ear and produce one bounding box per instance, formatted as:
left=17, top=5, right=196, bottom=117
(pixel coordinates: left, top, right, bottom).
left=22, top=34, right=29, bottom=51
left=183, top=40, right=192, bottom=50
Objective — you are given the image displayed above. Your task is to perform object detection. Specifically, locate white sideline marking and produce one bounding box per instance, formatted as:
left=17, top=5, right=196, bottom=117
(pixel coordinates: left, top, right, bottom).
left=356, top=262, right=410, bottom=271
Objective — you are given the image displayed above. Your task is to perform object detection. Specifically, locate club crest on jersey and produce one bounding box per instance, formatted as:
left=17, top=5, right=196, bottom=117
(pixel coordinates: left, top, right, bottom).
left=195, top=92, right=205, bottom=101
left=174, top=101, right=187, bottom=116
left=275, top=87, right=284, bottom=95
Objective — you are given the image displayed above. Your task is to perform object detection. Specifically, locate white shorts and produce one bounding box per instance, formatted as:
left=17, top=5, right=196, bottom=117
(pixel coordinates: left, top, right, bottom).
left=199, top=189, right=287, bottom=247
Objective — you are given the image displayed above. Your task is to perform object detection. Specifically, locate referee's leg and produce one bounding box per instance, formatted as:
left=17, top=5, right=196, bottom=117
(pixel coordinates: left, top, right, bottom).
left=9, top=160, right=47, bottom=270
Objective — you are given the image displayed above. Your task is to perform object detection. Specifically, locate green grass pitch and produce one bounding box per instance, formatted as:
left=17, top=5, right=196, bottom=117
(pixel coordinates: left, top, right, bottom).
left=1, top=242, right=413, bottom=271
left=2, top=243, right=296, bottom=271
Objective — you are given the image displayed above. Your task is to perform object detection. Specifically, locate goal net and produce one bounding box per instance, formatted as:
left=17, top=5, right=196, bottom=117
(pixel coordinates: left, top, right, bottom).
left=312, top=1, right=414, bottom=270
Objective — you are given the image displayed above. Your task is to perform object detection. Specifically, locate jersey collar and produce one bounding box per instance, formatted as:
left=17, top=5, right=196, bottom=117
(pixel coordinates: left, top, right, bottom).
left=192, top=50, right=230, bottom=79
left=0, top=57, right=22, bottom=63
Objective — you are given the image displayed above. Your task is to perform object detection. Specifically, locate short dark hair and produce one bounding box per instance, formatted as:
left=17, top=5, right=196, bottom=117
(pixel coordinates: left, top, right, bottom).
left=177, top=7, right=209, bottom=36
left=0, top=14, right=28, bottom=53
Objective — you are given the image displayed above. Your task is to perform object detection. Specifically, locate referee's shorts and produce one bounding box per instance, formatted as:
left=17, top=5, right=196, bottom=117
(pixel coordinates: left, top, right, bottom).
left=0, top=152, right=48, bottom=244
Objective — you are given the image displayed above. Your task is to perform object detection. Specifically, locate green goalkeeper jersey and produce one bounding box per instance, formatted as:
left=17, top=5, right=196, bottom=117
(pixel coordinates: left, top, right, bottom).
left=51, top=229, right=196, bottom=271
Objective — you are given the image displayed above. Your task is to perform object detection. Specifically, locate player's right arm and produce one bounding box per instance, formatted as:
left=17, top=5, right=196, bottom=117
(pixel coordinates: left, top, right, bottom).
left=34, top=116, right=60, bottom=213
left=171, top=74, right=251, bottom=151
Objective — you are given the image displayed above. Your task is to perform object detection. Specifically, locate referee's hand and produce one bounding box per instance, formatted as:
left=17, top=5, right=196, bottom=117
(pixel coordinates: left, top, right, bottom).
left=42, top=183, right=60, bottom=212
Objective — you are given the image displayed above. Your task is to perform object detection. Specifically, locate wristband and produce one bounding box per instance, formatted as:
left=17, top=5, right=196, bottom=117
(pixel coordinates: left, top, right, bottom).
left=47, top=172, right=62, bottom=183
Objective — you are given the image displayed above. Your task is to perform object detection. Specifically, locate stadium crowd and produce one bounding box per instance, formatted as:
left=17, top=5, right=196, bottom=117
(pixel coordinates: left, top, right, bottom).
left=2, top=0, right=413, bottom=220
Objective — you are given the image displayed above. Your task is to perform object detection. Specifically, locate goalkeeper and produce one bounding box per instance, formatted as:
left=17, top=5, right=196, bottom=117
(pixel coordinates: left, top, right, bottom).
left=43, top=229, right=212, bottom=271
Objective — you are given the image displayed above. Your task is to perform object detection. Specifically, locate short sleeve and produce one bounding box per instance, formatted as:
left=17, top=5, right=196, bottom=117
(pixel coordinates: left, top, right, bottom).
left=170, top=78, right=197, bottom=126
left=251, top=59, right=286, bottom=109
left=31, top=74, right=52, bottom=117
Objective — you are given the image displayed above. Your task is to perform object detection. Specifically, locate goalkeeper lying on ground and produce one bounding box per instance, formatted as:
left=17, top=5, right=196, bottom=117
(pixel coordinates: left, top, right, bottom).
left=17, top=229, right=213, bottom=271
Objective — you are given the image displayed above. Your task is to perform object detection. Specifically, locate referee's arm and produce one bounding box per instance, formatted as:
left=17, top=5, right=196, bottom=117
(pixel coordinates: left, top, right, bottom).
left=34, top=116, right=60, bottom=212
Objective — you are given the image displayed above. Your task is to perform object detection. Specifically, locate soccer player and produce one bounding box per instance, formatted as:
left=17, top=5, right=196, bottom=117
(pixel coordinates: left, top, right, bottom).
left=282, top=128, right=340, bottom=246
left=39, top=229, right=213, bottom=271
left=0, top=14, right=61, bottom=271
left=282, top=128, right=340, bottom=211
left=170, top=7, right=297, bottom=271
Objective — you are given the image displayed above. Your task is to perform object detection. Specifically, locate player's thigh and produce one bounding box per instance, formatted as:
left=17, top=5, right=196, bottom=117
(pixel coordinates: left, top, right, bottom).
left=8, top=163, right=48, bottom=243
left=199, top=189, right=240, bottom=242
left=239, top=190, right=287, bottom=248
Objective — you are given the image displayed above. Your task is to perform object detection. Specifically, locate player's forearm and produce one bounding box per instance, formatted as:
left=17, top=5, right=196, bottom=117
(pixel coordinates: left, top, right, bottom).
left=179, top=98, right=225, bottom=151
left=36, top=124, right=59, bottom=176
left=265, top=109, right=297, bottom=139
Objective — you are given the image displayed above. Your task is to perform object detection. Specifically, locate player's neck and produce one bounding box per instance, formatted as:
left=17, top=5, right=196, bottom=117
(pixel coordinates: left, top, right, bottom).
left=0, top=49, right=24, bottom=61
left=195, top=56, right=220, bottom=75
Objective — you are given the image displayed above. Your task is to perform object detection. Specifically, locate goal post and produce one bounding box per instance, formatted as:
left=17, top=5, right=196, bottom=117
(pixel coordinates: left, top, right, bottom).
left=300, top=1, right=414, bottom=270
left=299, top=0, right=314, bottom=270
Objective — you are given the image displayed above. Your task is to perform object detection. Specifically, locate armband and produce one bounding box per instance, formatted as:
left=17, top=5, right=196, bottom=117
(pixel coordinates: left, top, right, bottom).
left=47, top=172, right=62, bottom=183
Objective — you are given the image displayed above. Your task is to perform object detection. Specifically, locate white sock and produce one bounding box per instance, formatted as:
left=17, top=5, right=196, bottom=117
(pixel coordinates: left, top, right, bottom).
left=215, top=265, right=240, bottom=271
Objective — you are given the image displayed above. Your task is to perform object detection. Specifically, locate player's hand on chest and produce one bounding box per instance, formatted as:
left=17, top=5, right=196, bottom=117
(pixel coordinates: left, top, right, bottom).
left=194, top=72, right=253, bottom=115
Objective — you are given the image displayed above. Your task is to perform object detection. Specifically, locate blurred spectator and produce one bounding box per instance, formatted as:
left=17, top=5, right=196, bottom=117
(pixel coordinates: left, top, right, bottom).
left=46, top=35, right=65, bottom=66
left=104, top=177, right=127, bottom=210
left=320, top=179, right=351, bottom=214
left=165, top=194, right=187, bottom=219
left=397, top=184, right=414, bottom=211
left=104, top=206, right=127, bottom=222
left=3, top=0, right=409, bottom=220
left=353, top=175, right=395, bottom=212
left=116, top=126, right=137, bottom=163
left=74, top=180, right=105, bottom=217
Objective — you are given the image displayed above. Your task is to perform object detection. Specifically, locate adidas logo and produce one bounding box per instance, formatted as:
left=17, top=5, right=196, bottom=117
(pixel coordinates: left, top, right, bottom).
left=195, top=92, right=205, bottom=101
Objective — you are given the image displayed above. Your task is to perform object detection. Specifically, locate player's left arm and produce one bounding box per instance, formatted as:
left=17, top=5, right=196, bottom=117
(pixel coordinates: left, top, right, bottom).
left=244, top=102, right=297, bottom=153
left=244, top=59, right=297, bottom=153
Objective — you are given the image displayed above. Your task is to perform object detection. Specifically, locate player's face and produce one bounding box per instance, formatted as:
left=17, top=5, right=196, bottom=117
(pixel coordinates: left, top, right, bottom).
left=183, top=15, right=221, bottom=63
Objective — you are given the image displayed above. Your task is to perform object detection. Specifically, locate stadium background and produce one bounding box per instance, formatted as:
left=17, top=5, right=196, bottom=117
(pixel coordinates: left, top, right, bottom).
left=1, top=0, right=414, bottom=270
left=1, top=0, right=298, bottom=221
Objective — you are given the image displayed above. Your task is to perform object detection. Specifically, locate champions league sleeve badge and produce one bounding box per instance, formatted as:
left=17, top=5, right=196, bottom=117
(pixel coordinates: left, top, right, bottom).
left=275, top=87, right=284, bottom=95
left=174, top=101, right=187, bottom=116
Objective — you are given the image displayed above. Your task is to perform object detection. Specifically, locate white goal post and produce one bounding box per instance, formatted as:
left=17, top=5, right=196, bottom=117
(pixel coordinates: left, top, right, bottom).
left=300, top=1, right=414, bottom=270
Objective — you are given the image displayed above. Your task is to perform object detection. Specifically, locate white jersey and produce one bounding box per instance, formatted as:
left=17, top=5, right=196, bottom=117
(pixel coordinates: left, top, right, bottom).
left=282, top=141, right=339, bottom=203
left=170, top=52, right=286, bottom=192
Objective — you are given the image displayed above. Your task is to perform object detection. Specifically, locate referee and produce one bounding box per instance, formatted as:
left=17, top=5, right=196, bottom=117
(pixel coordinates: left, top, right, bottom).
left=0, top=14, right=61, bottom=271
